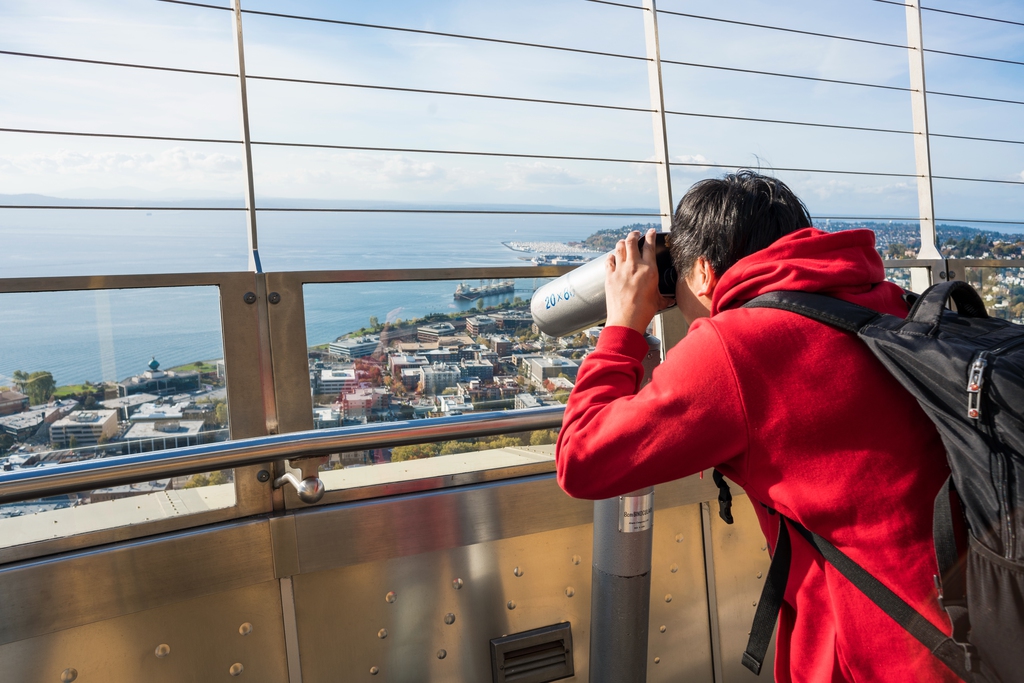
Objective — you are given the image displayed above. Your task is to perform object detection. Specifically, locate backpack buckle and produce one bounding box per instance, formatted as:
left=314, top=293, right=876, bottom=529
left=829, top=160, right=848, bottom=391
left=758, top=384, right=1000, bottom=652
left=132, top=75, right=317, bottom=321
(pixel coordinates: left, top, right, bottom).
left=961, top=642, right=980, bottom=672
left=966, top=354, right=987, bottom=419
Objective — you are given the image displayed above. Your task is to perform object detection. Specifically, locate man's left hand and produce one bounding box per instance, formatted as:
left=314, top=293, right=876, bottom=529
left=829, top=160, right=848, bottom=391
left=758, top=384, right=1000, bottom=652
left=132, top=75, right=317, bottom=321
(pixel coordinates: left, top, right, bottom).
left=604, top=228, right=675, bottom=334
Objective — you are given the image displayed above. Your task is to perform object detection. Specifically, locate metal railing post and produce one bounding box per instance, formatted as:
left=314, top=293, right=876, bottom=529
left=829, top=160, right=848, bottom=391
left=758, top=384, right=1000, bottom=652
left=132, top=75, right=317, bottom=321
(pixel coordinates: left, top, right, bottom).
left=905, top=0, right=942, bottom=292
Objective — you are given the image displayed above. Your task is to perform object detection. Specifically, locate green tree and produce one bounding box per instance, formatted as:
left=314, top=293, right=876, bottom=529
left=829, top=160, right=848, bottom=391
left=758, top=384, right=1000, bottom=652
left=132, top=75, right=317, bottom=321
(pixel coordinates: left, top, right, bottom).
left=391, top=442, right=440, bottom=461
left=184, top=473, right=210, bottom=488
left=208, top=470, right=230, bottom=485
left=22, top=371, right=55, bottom=405
left=84, top=395, right=97, bottom=409
left=11, top=370, right=29, bottom=392
left=214, top=402, right=229, bottom=426
left=529, top=429, right=558, bottom=446
left=476, top=299, right=484, bottom=310
left=369, top=316, right=379, bottom=330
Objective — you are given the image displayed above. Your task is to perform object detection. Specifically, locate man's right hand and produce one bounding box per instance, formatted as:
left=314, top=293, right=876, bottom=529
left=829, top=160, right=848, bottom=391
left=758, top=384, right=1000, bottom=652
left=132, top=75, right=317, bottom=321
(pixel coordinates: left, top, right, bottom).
left=604, top=228, right=674, bottom=334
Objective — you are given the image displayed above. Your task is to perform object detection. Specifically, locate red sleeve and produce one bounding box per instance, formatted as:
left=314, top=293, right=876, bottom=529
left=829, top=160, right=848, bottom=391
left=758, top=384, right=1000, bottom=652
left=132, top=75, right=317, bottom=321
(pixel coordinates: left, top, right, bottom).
left=555, top=322, right=748, bottom=499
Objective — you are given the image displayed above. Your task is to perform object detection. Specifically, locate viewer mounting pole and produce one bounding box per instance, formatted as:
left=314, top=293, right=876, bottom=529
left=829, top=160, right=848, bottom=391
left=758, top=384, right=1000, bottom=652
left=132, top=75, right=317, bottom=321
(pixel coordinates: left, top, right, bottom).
left=231, top=0, right=261, bottom=274
left=905, top=0, right=942, bottom=291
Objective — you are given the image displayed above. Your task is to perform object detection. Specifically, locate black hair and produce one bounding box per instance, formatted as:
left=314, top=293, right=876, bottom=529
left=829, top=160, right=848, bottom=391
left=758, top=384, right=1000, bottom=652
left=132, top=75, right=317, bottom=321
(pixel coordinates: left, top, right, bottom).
left=668, top=170, right=812, bottom=278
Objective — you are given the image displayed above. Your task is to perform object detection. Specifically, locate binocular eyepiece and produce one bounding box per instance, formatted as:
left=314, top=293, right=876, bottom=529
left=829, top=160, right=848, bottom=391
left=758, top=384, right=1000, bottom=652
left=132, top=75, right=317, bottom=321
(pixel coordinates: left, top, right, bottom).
left=530, top=232, right=678, bottom=338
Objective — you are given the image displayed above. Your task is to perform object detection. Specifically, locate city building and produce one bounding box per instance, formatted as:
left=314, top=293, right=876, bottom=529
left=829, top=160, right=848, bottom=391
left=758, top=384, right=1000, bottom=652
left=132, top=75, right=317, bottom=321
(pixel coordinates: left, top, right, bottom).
left=388, top=354, right=428, bottom=375
left=417, top=322, right=455, bottom=343
left=491, top=310, right=533, bottom=331
left=328, top=335, right=381, bottom=360
left=422, top=347, right=459, bottom=364
left=437, top=395, right=473, bottom=415
left=400, top=368, right=423, bottom=390
left=317, top=367, right=358, bottom=395
left=461, top=360, right=494, bottom=382
left=0, top=400, right=78, bottom=441
left=341, top=387, right=391, bottom=421
left=419, top=363, right=460, bottom=394
left=0, top=390, right=29, bottom=416
left=514, top=393, right=563, bottom=410
left=312, top=407, right=341, bottom=429
left=526, top=357, right=579, bottom=386
left=130, top=401, right=191, bottom=422
left=120, top=420, right=208, bottom=453
left=100, top=393, right=160, bottom=421
left=117, top=358, right=200, bottom=398
left=545, top=377, right=576, bottom=392
left=489, top=335, right=512, bottom=357
left=50, top=409, right=118, bottom=448
left=465, top=315, right=496, bottom=336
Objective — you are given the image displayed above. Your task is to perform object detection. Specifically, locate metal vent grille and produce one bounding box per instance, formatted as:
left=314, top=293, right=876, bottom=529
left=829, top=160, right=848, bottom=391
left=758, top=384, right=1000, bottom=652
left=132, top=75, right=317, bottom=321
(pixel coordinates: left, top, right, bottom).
left=491, top=622, right=574, bottom=683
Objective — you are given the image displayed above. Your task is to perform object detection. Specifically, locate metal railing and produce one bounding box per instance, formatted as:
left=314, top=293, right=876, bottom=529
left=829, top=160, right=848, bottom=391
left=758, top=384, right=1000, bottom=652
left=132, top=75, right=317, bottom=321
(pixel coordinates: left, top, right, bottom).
left=0, top=405, right=565, bottom=506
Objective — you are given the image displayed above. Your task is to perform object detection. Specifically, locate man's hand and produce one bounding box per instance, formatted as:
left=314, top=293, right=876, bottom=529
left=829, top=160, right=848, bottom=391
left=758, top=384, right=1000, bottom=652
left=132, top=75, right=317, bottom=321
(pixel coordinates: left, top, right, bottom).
left=605, top=228, right=675, bottom=334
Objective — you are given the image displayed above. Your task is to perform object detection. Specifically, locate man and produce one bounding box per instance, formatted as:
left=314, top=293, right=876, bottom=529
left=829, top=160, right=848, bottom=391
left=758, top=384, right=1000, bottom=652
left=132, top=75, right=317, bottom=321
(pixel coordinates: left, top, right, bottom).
left=555, top=171, right=960, bottom=682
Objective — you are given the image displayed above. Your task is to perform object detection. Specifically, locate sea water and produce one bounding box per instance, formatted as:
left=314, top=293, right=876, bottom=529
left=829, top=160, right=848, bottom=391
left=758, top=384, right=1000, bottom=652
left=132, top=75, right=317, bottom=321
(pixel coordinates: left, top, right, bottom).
left=0, top=205, right=644, bottom=386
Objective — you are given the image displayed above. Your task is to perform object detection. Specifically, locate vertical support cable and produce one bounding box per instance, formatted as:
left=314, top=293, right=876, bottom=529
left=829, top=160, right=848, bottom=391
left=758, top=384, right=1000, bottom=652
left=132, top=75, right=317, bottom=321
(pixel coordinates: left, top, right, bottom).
left=231, top=0, right=262, bottom=273
left=642, top=0, right=674, bottom=230
left=905, top=0, right=942, bottom=294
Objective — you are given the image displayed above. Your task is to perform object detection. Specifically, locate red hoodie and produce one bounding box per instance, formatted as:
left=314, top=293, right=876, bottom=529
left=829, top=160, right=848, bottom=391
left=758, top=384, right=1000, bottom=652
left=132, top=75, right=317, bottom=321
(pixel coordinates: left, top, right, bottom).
left=556, top=228, right=959, bottom=683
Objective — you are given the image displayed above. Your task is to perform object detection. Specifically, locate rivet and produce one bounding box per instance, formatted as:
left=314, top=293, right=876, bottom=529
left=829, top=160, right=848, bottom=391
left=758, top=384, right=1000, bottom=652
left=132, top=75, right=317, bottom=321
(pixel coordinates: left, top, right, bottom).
left=267, top=292, right=281, bottom=305
left=243, top=291, right=257, bottom=304
left=378, top=628, right=388, bottom=639
left=370, top=666, right=379, bottom=675
left=452, top=578, right=463, bottom=590
left=660, top=625, right=667, bottom=633
left=669, top=563, right=678, bottom=573
left=565, top=587, right=575, bottom=598
left=155, top=643, right=171, bottom=658
left=571, top=554, right=581, bottom=565
left=507, top=600, right=516, bottom=610
left=654, top=657, right=661, bottom=664
left=256, top=470, right=270, bottom=483
left=513, top=566, right=524, bottom=577
left=753, top=601, right=758, bottom=607
left=385, top=591, right=396, bottom=603
left=761, top=545, right=767, bottom=551
left=757, top=572, right=763, bottom=579
left=664, top=594, right=672, bottom=603
left=675, top=533, right=684, bottom=543
left=239, top=622, right=253, bottom=636
left=444, top=613, right=456, bottom=625
left=229, top=662, right=244, bottom=676
left=437, top=649, right=447, bottom=660
left=60, top=669, right=78, bottom=683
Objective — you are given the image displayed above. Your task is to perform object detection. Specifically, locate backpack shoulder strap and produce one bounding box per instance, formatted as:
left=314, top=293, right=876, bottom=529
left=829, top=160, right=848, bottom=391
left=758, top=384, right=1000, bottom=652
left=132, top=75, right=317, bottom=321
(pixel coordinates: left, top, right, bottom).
left=742, top=515, right=980, bottom=681
left=743, top=291, right=882, bottom=334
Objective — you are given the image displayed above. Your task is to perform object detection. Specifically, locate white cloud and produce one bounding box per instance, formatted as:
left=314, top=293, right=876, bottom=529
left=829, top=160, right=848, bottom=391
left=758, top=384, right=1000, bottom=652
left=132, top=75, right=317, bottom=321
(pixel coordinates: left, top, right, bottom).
left=505, top=161, right=585, bottom=186
left=0, top=147, right=242, bottom=180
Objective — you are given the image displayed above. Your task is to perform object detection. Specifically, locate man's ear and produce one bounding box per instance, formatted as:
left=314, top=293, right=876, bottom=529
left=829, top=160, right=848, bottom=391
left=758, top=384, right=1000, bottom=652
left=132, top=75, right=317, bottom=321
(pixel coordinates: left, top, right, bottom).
left=693, top=257, right=719, bottom=298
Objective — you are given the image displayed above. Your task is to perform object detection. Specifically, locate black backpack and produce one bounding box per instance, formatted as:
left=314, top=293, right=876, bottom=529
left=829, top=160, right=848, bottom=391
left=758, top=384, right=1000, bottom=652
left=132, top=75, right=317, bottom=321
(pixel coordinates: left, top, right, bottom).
left=725, top=281, right=1024, bottom=683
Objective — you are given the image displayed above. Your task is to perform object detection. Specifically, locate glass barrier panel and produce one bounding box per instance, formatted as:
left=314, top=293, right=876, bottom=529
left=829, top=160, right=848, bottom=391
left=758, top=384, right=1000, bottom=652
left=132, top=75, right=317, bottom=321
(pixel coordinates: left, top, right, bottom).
left=0, top=287, right=236, bottom=548
left=962, top=266, right=1024, bottom=323
left=304, top=276, right=582, bottom=488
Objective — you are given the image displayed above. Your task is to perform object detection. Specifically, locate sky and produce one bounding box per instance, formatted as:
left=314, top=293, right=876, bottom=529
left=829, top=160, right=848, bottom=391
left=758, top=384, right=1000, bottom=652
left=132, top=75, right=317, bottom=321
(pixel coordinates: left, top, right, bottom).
left=0, top=0, right=1021, bottom=268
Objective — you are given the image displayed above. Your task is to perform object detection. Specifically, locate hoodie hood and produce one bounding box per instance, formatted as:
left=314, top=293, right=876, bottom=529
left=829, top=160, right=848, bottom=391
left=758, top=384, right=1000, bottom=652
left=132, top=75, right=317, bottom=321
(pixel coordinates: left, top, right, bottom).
left=711, top=228, right=908, bottom=317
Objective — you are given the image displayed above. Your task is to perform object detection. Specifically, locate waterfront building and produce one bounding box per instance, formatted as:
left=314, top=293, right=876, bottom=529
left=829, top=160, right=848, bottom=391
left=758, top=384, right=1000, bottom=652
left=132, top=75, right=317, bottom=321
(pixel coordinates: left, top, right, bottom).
left=328, top=335, right=381, bottom=360
left=418, top=363, right=460, bottom=394
left=395, top=341, right=438, bottom=354
left=0, top=391, right=29, bottom=416
left=50, top=409, right=118, bottom=448
left=465, top=315, right=496, bottom=336
left=0, top=400, right=79, bottom=441
left=117, top=358, right=200, bottom=398
left=422, top=347, right=460, bottom=364
left=438, top=335, right=475, bottom=347
left=417, top=322, right=455, bottom=343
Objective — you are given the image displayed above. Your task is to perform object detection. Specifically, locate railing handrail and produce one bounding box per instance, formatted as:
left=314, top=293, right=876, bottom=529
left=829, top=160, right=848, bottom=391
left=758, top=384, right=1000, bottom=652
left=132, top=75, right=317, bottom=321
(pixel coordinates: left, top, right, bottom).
left=0, top=406, right=565, bottom=505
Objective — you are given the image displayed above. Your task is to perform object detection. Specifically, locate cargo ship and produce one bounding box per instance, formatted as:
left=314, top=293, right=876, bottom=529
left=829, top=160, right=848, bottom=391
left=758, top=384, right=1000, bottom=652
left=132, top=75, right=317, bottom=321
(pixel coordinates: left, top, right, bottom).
left=453, top=279, right=515, bottom=300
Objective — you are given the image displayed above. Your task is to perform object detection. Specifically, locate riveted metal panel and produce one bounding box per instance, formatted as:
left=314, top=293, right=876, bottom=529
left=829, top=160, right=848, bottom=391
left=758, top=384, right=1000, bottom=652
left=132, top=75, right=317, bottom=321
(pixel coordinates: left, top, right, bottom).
left=0, top=579, right=288, bottom=683
left=709, top=493, right=775, bottom=683
left=292, top=522, right=595, bottom=683
left=647, top=503, right=714, bottom=682
left=0, top=519, right=274, bottom=646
